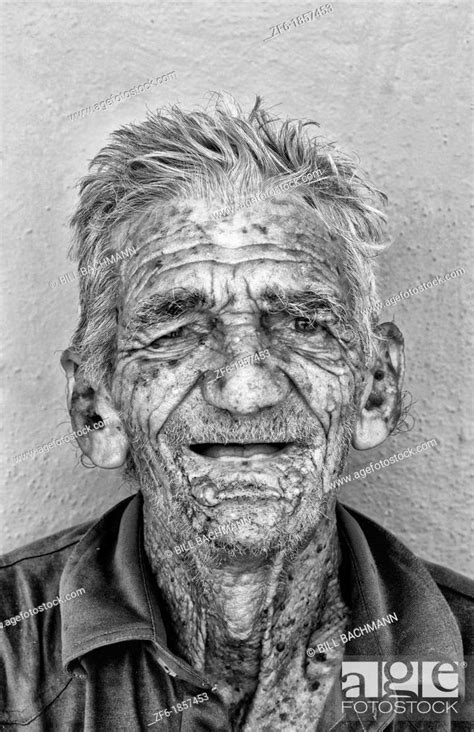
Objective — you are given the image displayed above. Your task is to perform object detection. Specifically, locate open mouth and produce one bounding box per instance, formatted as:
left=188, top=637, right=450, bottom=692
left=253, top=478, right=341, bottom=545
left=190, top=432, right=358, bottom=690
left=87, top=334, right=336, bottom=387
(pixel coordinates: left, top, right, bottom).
left=188, top=442, right=291, bottom=460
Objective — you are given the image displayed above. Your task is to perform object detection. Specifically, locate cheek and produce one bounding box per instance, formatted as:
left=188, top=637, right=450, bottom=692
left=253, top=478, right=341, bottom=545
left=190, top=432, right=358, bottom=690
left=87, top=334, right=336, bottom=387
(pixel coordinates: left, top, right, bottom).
left=112, top=357, right=204, bottom=437
left=307, top=372, right=354, bottom=441
left=276, top=349, right=355, bottom=435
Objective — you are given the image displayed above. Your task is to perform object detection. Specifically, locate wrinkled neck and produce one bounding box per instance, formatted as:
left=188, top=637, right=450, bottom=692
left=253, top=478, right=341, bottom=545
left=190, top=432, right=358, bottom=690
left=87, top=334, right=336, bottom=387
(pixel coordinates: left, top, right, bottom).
left=143, top=500, right=344, bottom=703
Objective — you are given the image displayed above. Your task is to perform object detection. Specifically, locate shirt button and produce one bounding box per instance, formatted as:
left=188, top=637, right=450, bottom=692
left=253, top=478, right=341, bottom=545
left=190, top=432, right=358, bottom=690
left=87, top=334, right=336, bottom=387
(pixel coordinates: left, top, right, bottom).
left=158, top=660, right=177, bottom=677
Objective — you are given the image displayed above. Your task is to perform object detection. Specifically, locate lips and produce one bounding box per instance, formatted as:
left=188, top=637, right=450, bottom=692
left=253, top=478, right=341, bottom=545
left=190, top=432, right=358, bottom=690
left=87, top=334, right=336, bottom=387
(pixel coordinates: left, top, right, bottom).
left=183, top=442, right=303, bottom=507
left=188, top=442, right=290, bottom=460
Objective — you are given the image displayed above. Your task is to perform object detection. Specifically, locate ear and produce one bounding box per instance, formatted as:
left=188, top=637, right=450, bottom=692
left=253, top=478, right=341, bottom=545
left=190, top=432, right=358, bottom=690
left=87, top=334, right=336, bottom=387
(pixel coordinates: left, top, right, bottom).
left=352, top=322, right=405, bottom=450
left=60, top=348, right=129, bottom=468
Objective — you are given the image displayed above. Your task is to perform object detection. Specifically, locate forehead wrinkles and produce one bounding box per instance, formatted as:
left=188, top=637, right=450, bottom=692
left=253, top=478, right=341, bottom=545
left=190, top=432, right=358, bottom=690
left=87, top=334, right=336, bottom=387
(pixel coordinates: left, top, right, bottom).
left=120, top=242, right=317, bottom=312
left=127, top=220, right=342, bottom=272
left=119, top=200, right=348, bottom=304
left=120, top=251, right=348, bottom=316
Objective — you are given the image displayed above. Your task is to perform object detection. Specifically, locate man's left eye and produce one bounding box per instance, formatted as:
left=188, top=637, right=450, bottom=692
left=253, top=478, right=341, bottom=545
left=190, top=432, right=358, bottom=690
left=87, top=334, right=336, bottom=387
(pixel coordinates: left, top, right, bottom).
left=149, top=327, right=185, bottom=348
left=294, top=318, right=320, bottom=333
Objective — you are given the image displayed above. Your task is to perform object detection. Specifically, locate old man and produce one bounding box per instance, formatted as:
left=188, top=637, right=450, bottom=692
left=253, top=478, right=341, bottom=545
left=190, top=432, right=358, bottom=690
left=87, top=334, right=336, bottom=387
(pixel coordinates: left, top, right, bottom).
left=1, top=98, right=472, bottom=731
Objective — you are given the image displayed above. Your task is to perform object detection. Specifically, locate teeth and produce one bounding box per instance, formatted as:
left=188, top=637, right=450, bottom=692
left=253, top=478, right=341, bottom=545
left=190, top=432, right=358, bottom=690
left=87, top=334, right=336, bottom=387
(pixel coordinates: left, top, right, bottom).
left=191, top=443, right=287, bottom=459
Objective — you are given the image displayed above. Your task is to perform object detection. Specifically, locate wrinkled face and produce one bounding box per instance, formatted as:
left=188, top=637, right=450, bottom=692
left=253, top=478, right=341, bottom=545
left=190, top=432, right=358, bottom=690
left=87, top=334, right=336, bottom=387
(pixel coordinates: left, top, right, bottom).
left=113, top=197, right=365, bottom=554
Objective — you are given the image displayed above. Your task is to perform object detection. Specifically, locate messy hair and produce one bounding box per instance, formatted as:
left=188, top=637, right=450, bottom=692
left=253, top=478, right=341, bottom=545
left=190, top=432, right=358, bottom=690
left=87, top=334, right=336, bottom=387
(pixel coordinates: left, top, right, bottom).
left=69, top=94, right=388, bottom=386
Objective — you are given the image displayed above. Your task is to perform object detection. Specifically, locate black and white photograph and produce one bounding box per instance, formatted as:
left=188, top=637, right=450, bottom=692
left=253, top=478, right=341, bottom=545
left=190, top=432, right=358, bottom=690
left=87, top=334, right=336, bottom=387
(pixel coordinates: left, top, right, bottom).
left=1, top=1, right=473, bottom=730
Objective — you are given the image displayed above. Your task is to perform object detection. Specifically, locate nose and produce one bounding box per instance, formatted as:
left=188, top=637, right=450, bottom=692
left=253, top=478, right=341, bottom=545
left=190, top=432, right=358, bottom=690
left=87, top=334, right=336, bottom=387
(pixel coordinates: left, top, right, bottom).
left=203, top=358, right=291, bottom=416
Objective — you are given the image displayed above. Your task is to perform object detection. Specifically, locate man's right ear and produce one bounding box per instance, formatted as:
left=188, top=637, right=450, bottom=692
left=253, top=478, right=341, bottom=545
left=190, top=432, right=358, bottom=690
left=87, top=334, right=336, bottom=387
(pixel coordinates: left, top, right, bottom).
left=60, top=348, right=129, bottom=469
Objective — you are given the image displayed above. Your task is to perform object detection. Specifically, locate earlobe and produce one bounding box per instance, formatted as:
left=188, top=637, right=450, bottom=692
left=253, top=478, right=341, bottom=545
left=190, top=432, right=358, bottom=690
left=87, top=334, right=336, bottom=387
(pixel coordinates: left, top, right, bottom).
left=352, top=322, right=405, bottom=450
left=78, top=400, right=130, bottom=469
left=60, top=348, right=129, bottom=469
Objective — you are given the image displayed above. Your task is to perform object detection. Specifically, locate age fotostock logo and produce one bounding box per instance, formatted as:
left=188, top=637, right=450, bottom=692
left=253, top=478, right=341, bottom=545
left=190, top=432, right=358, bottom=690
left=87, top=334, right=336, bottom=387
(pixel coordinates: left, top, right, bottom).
left=342, top=661, right=461, bottom=718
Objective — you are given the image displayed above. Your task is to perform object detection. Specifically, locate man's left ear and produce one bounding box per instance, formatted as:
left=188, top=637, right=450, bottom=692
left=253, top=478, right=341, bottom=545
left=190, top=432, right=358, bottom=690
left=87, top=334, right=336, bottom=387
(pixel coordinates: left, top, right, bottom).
left=352, top=322, right=405, bottom=450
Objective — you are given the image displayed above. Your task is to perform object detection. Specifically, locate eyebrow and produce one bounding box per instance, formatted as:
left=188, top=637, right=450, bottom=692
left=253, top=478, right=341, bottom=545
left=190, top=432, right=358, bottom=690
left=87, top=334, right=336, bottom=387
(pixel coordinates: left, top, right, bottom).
left=128, top=285, right=349, bottom=333
left=261, top=286, right=349, bottom=323
left=130, top=288, right=211, bottom=329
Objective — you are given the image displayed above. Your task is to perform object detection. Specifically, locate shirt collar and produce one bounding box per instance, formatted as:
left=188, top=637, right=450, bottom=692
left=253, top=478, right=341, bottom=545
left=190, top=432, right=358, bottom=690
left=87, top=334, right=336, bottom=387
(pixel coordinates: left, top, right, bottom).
left=60, top=493, right=214, bottom=689
left=59, top=493, right=464, bottom=725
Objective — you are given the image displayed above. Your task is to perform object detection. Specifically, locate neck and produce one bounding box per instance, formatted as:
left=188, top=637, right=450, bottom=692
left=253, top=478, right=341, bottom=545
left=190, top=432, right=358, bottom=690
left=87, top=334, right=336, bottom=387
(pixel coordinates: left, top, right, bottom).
left=143, top=497, right=346, bottom=714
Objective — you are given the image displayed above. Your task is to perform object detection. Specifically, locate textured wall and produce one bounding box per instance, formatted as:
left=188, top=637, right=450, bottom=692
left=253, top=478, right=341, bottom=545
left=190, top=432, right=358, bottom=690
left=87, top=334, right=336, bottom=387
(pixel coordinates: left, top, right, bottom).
left=1, top=0, right=472, bottom=575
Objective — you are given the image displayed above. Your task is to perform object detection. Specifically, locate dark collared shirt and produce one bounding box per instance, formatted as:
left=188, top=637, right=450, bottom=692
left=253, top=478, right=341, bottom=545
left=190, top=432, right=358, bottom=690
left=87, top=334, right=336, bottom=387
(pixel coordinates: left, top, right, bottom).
left=0, top=494, right=472, bottom=731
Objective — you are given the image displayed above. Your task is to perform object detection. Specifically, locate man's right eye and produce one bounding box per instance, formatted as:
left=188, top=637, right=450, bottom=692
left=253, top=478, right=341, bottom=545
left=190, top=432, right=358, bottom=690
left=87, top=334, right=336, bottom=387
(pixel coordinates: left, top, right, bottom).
left=294, top=317, right=321, bottom=333
left=148, top=327, right=185, bottom=348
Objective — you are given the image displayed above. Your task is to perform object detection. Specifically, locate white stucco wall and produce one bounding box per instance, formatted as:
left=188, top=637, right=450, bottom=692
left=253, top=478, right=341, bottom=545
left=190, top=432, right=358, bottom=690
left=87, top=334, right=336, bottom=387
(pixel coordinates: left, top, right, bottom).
left=1, top=0, right=472, bottom=575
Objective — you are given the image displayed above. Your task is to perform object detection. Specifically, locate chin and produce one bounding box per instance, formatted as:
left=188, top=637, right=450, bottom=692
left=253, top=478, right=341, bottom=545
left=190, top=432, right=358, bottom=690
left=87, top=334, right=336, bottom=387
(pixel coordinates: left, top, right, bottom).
left=197, top=495, right=329, bottom=560
left=172, top=466, right=327, bottom=555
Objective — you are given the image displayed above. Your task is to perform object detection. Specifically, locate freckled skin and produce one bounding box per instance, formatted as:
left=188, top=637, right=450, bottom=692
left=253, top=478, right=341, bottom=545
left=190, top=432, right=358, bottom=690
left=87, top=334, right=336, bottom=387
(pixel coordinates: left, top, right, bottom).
left=112, top=197, right=366, bottom=728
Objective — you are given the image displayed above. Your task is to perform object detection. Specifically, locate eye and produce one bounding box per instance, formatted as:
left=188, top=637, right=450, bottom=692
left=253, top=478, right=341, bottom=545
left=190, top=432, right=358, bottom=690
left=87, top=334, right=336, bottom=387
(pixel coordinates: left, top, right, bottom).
left=149, top=327, right=185, bottom=348
left=294, top=317, right=320, bottom=333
